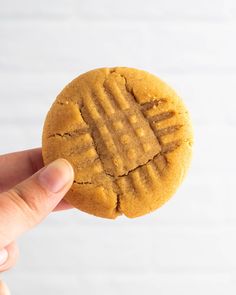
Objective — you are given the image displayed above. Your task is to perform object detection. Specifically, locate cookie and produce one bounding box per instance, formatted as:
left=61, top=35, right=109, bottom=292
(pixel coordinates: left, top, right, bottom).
left=42, top=67, right=193, bottom=219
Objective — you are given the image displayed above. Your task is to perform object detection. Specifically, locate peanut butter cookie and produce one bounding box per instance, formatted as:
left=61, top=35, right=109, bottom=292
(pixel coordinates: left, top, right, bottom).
left=42, top=67, right=193, bottom=219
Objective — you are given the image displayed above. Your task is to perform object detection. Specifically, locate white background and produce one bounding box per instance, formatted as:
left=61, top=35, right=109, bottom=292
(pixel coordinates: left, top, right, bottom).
left=0, top=0, right=236, bottom=294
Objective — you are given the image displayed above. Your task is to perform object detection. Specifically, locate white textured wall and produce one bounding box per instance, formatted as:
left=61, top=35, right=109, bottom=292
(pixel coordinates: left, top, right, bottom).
left=0, top=0, right=236, bottom=294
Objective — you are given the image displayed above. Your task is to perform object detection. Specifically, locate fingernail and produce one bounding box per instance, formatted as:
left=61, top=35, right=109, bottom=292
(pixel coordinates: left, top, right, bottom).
left=0, top=249, right=8, bottom=266
left=38, top=159, right=74, bottom=193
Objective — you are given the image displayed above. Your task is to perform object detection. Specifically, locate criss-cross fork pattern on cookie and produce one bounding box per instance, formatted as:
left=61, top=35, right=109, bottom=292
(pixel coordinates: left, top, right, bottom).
left=60, top=72, right=181, bottom=195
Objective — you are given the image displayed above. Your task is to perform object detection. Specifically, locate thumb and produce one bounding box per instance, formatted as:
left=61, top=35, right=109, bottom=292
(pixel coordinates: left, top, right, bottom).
left=0, top=159, right=74, bottom=249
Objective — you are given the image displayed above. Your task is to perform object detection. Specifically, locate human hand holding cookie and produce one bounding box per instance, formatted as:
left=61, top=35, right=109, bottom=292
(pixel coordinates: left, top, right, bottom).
left=0, top=148, right=74, bottom=277
left=0, top=68, right=193, bottom=293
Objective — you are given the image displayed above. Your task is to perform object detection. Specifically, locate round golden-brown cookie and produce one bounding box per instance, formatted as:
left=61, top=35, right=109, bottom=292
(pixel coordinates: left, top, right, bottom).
left=42, top=67, right=193, bottom=219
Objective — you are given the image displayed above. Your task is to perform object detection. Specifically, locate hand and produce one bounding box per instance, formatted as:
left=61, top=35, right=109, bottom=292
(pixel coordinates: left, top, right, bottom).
left=0, top=148, right=74, bottom=274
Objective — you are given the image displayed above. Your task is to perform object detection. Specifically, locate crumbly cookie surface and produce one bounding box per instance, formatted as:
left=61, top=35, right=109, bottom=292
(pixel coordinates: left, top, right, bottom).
left=42, top=67, right=193, bottom=218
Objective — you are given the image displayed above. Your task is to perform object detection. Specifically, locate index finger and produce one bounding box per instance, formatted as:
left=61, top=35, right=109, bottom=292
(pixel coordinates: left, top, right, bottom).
left=0, top=148, right=43, bottom=193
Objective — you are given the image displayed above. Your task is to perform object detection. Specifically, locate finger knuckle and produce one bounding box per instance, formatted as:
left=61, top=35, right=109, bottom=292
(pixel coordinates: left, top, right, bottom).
left=6, top=188, right=41, bottom=228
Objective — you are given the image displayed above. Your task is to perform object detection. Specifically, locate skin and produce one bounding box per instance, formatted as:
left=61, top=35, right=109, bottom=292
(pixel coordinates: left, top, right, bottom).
left=0, top=148, right=74, bottom=294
